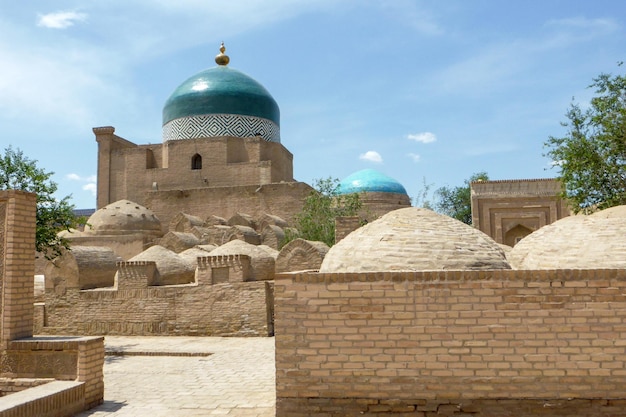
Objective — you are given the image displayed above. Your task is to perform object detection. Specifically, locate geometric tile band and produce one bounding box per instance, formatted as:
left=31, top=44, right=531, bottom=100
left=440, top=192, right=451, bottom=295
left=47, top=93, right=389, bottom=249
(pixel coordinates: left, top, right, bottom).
left=163, top=114, right=280, bottom=143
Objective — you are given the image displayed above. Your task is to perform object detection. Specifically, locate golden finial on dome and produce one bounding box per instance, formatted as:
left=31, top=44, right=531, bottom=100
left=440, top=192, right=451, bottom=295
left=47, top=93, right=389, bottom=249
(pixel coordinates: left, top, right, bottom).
left=215, top=42, right=230, bottom=66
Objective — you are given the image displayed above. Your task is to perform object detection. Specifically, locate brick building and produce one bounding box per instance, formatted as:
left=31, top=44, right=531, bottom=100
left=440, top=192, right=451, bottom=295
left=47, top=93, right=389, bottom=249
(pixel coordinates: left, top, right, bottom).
left=94, top=43, right=313, bottom=232
left=470, top=178, right=570, bottom=246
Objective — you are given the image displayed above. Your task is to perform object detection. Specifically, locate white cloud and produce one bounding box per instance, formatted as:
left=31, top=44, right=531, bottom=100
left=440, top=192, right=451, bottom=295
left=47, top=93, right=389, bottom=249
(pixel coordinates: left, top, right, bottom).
left=82, top=183, right=97, bottom=196
left=67, top=173, right=97, bottom=195
left=407, top=132, right=437, bottom=144
left=407, top=153, right=421, bottom=162
left=37, top=11, right=87, bottom=29
left=359, top=151, right=383, bottom=163
left=66, top=173, right=96, bottom=183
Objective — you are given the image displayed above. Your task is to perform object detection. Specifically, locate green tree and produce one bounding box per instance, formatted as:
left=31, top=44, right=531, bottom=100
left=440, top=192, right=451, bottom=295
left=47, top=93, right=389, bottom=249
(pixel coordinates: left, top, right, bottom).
left=545, top=68, right=626, bottom=213
left=0, top=146, right=83, bottom=258
left=433, top=171, right=489, bottom=225
left=545, top=67, right=626, bottom=213
left=287, top=177, right=362, bottom=247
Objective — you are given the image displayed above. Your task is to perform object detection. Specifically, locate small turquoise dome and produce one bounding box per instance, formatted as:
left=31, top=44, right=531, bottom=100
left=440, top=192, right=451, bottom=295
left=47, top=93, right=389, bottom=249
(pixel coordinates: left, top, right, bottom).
left=163, top=66, right=279, bottom=126
left=337, top=169, right=408, bottom=195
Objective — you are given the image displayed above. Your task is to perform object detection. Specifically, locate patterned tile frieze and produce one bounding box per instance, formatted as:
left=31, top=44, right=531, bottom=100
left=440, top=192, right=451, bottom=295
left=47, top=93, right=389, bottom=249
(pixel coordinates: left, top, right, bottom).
left=163, top=114, right=280, bottom=143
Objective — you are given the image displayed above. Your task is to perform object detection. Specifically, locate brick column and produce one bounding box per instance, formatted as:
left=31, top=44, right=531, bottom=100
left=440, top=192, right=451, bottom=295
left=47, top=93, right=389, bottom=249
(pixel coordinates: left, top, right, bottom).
left=0, top=190, right=37, bottom=349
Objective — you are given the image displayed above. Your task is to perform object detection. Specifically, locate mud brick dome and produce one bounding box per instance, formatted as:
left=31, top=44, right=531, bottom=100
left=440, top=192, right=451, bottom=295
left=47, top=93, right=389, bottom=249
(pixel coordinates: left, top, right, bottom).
left=84, top=199, right=162, bottom=236
left=507, top=205, right=626, bottom=269
left=162, top=43, right=280, bottom=143
left=320, top=207, right=510, bottom=272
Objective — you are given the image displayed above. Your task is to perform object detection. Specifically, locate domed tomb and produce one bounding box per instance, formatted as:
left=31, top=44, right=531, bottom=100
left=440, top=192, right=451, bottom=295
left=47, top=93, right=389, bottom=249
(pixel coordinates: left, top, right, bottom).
left=337, top=169, right=412, bottom=220
left=507, top=210, right=626, bottom=269
left=337, top=169, right=408, bottom=195
left=210, top=240, right=276, bottom=281
left=162, top=43, right=280, bottom=143
left=129, top=245, right=195, bottom=285
left=589, top=204, right=626, bottom=219
left=84, top=199, right=162, bottom=237
left=319, top=207, right=510, bottom=272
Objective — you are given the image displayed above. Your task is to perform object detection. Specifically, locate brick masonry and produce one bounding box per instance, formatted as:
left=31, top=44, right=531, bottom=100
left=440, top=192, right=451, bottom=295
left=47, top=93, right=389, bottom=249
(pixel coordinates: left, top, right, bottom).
left=275, top=269, right=626, bottom=416
left=470, top=178, right=570, bottom=246
left=38, top=257, right=274, bottom=337
left=94, top=127, right=313, bottom=232
left=0, top=190, right=105, bottom=416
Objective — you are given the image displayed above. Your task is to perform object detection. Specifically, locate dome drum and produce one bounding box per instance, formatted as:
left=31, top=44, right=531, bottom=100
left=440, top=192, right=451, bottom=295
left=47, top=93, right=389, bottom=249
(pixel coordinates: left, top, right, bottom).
left=163, top=113, right=280, bottom=142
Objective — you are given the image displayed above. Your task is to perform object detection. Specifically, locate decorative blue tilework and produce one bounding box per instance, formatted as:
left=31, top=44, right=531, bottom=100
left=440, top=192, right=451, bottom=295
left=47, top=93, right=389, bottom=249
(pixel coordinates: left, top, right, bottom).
left=162, top=114, right=280, bottom=142
left=337, top=169, right=408, bottom=195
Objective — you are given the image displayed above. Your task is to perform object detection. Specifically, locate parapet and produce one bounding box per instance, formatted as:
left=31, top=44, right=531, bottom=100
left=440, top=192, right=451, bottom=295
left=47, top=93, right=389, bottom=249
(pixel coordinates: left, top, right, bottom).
left=116, top=261, right=158, bottom=288
left=197, top=254, right=252, bottom=284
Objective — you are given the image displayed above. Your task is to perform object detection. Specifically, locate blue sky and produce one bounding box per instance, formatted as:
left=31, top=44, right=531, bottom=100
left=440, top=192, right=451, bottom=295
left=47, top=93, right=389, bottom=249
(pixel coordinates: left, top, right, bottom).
left=1, top=1, right=624, bottom=209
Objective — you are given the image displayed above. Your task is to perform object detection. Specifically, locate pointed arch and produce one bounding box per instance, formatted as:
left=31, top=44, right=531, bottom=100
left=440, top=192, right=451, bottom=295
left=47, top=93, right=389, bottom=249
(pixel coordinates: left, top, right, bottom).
left=504, top=224, right=533, bottom=247
left=191, top=153, right=202, bottom=170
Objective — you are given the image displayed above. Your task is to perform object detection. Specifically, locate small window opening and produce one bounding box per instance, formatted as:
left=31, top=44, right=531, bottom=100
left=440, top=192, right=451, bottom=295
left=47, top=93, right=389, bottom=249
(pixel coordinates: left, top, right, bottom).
left=191, top=154, right=202, bottom=170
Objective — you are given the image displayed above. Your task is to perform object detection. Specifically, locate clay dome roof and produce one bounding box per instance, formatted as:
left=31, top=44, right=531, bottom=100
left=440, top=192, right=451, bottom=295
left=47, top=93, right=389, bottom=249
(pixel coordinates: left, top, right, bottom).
left=337, top=169, right=408, bottom=195
left=320, top=207, right=510, bottom=272
left=507, top=210, right=626, bottom=269
left=162, top=44, right=279, bottom=143
left=179, top=246, right=215, bottom=264
left=129, top=245, right=195, bottom=285
left=589, top=205, right=626, bottom=219
left=85, top=199, right=162, bottom=236
left=210, top=239, right=275, bottom=259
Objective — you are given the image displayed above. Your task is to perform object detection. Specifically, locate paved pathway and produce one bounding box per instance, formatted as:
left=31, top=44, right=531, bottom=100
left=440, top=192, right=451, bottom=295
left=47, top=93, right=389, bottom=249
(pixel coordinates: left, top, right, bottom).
left=76, top=336, right=276, bottom=417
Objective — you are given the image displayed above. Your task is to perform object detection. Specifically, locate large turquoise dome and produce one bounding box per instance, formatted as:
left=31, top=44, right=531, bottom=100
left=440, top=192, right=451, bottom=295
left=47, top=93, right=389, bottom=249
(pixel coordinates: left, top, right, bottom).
left=337, top=169, right=408, bottom=195
left=162, top=44, right=280, bottom=143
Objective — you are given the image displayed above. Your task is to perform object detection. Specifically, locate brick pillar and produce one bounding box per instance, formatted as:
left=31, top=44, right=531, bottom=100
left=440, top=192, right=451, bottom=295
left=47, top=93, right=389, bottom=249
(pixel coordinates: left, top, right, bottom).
left=94, top=126, right=115, bottom=209
left=0, top=190, right=37, bottom=349
left=77, top=337, right=105, bottom=408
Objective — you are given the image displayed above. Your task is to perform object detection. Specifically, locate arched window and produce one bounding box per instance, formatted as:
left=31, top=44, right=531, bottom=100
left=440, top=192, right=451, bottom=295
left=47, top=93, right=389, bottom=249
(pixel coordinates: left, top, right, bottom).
left=191, top=153, right=202, bottom=170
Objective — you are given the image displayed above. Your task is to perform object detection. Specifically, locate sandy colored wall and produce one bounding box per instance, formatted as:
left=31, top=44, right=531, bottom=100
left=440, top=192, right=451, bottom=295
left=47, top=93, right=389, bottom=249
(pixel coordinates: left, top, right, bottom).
left=39, top=268, right=274, bottom=337
left=275, top=269, right=626, bottom=416
left=470, top=179, right=570, bottom=245
left=144, top=182, right=313, bottom=233
left=97, top=130, right=297, bottom=209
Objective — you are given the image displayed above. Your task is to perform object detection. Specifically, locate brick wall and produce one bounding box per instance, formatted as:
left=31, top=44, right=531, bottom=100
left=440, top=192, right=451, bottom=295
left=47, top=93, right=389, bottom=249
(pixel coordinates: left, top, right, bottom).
left=143, top=182, right=313, bottom=233
left=0, top=378, right=54, bottom=396
left=334, top=217, right=361, bottom=244
left=95, top=128, right=310, bottom=233
left=97, top=130, right=298, bottom=205
left=39, top=258, right=273, bottom=337
left=275, top=269, right=626, bottom=416
left=6, top=337, right=104, bottom=408
left=470, top=179, right=570, bottom=246
left=0, top=380, right=85, bottom=417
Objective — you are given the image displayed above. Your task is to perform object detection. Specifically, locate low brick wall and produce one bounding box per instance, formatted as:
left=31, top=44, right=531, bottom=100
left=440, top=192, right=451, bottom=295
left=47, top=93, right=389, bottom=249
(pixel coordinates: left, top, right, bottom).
left=0, top=378, right=54, bottom=396
left=0, top=381, right=84, bottom=417
left=39, top=281, right=273, bottom=337
left=4, top=336, right=104, bottom=409
left=275, top=269, right=626, bottom=416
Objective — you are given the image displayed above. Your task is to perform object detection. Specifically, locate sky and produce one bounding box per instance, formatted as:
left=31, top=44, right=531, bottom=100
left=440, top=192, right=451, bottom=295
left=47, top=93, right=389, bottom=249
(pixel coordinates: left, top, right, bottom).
left=1, top=1, right=625, bottom=209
